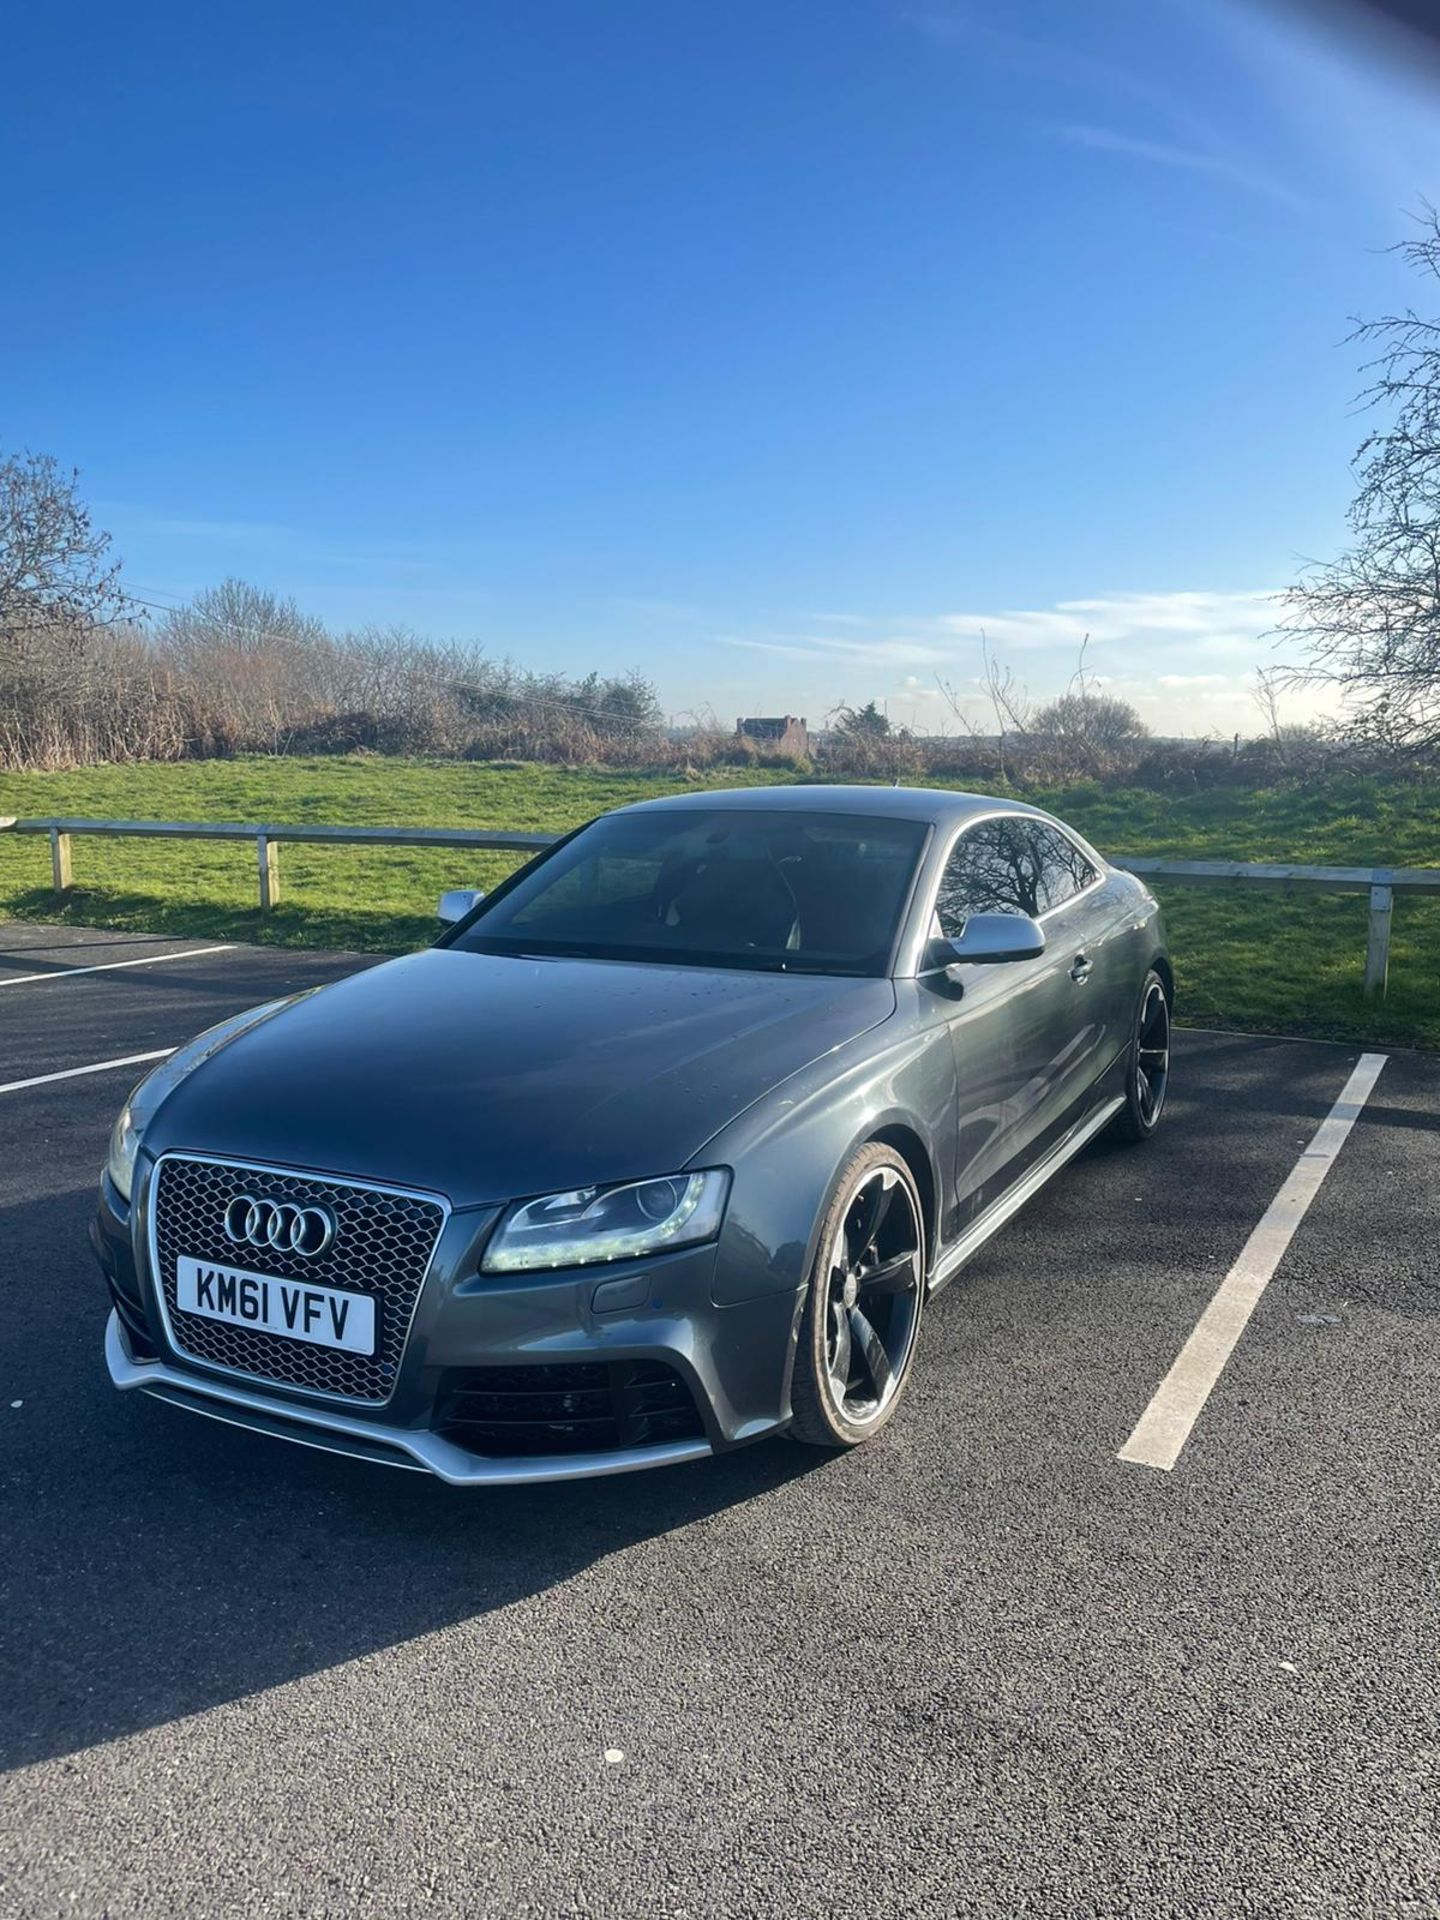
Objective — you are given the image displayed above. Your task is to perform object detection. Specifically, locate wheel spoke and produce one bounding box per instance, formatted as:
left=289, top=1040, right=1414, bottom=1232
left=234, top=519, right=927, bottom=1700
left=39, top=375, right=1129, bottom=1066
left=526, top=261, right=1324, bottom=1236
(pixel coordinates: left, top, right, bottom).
left=859, top=1250, right=919, bottom=1295
left=827, top=1300, right=853, bottom=1400
left=848, top=1306, right=894, bottom=1404
left=847, top=1174, right=895, bottom=1264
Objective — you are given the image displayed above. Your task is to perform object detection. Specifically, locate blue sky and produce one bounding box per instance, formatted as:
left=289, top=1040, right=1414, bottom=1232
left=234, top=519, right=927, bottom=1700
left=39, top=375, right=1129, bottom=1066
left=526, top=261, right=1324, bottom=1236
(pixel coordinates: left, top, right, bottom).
left=5, top=0, right=1439, bottom=734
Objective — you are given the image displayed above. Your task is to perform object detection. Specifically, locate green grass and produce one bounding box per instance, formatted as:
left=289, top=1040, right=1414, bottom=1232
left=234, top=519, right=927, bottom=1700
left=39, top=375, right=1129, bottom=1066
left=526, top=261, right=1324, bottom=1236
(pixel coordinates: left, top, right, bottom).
left=0, top=759, right=797, bottom=955
left=1, top=758, right=1437, bottom=1048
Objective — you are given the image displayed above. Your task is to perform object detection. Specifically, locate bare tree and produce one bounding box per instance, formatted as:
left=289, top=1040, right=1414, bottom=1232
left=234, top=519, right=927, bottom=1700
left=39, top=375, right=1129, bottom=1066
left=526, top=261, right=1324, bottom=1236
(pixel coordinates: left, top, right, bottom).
left=0, top=447, right=130, bottom=638
left=978, top=633, right=1033, bottom=759
left=931, top=633, right=1032, bottom=782
left=1023, top=634, right=1147, bottom=774
left=1277, top=206, right=1440, bottom=746
left=1252, top=665, right=1287, bottom=744
left=0, top=448, right=169, bottom=768
left=157, top=578, right=327, bottom=660
left=154, top=579, right=335, bottom=752
left=1031, top=689, right=1149, bottom=751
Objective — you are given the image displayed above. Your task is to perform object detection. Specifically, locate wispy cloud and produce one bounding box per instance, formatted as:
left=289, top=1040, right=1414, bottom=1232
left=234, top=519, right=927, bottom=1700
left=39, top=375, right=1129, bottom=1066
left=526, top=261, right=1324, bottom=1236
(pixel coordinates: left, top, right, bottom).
left=904, top=4, right=1222, bottom=128
left=702, top=587, right=1327, bottom=735
left=937, top=587, right=1282, bottom=649
left=1047, top=121, right=1307, bottom=208
left=1226, top=0, right=1440, bottom=213
left=906, top=5, right=1308, bottom=211
left=718, top=589, right=1280, bottom=667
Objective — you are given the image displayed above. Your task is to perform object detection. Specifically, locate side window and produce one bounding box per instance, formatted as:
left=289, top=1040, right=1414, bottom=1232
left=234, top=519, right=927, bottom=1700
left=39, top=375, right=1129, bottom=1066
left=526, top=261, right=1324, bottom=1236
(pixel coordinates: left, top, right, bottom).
left=935, top=819, right=1042, bottom=935
left=1031, top=824, right=1097, bottom=913
left=934, top=818, right=1097, bottom=937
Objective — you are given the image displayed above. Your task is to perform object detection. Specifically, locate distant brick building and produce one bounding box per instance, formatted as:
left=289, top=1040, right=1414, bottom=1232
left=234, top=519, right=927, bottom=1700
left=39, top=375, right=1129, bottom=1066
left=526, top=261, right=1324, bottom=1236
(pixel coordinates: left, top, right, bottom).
left=736, top=714, right=810, bottom=757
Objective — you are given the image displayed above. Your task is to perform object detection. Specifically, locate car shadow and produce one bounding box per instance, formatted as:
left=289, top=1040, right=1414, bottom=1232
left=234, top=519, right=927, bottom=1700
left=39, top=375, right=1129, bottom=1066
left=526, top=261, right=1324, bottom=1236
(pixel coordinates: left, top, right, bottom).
left=0, top=1185, right=824, bottom=1771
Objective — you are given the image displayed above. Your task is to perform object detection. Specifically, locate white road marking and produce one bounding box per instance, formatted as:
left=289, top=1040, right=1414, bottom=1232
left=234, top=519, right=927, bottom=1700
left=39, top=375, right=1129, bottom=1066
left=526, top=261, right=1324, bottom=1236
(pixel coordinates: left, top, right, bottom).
left=0, top=1049, right=175, bottom=1096
left=1118, top=1050, right=1388, bottom=1473
left=0, top=944, right=233, bottom=988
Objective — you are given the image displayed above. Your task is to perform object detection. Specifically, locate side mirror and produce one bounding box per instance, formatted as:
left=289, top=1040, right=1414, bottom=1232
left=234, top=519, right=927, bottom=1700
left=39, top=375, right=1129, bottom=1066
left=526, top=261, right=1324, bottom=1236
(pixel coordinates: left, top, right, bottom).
left=438, top=888, right=485, bottom=925
left=925, top=912, right=1046, bottom=973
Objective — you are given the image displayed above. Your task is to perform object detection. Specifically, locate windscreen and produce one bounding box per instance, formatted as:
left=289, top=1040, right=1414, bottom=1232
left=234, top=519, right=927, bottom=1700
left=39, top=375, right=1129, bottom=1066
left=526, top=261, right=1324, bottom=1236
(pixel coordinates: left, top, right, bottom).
left=449, top=808, right=929, bottom=976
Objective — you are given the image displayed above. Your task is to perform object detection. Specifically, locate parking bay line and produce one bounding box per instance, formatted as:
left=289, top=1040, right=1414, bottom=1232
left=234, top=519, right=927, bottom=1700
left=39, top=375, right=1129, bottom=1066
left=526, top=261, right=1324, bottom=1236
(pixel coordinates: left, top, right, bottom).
left=0, top=1049, right=175, bottom=1096
left=0, top=944, right=234, bottom=988
left=1118, top=1050, right=1389, bottom=1473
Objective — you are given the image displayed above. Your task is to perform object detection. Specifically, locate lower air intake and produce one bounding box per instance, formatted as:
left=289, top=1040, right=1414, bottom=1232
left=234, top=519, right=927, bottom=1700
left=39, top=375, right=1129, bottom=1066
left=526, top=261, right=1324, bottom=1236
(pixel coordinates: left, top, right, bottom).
left=435, top=1359, right=705, bottom=1457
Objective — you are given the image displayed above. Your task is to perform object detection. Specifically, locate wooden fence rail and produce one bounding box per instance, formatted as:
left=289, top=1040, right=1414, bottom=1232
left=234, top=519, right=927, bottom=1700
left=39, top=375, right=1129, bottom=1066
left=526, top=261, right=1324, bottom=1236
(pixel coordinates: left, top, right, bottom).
left=2, top=816, right=1437, bottom=1001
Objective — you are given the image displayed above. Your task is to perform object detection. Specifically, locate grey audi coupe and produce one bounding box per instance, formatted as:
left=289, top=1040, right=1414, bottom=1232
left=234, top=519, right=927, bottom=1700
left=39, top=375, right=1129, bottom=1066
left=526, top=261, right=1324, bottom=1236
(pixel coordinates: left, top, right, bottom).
left=94, top=786, right=1171, bottom=1483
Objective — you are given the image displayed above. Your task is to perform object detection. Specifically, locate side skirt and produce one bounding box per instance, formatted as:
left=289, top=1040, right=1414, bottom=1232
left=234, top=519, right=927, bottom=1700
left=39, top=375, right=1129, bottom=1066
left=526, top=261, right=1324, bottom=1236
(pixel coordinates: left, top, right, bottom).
left=928, top=1094, right=1125, bottom=1295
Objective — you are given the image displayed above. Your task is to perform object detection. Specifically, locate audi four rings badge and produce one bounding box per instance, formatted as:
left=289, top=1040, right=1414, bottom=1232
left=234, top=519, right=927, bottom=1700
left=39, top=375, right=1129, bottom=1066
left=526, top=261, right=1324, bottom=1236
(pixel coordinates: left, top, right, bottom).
left=222, top=1195, right=336, bottom=1258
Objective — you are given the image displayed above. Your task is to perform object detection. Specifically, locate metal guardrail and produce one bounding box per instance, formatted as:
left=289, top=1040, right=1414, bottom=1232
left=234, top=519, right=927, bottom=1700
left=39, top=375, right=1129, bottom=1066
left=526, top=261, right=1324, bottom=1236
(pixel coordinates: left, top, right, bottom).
left=1112, top=857, right=1440, bottom=1000
left=2, top=816, right=1437, bottom=1000
left=0, top=816, right=555, bottom=912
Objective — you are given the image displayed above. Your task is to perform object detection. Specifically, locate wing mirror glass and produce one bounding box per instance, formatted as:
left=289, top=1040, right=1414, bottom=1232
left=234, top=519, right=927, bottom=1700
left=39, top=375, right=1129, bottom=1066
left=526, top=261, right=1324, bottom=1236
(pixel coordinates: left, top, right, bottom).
left=438, top=888, right=486, bottom=924
left=925, top=912, right=1046, bottom=974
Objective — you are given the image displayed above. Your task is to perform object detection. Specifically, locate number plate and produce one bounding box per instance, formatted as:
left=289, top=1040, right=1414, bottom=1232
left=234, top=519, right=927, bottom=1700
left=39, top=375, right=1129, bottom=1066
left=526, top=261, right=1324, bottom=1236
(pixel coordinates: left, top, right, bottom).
left=175, top=1255, right=376, bottom=1356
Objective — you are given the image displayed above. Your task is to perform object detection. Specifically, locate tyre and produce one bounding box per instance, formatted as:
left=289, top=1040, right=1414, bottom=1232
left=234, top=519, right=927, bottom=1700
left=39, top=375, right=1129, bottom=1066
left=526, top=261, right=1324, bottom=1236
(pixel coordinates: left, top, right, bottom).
left=787, top=1142, right=926, bottom=1448
left=1109, top=969, right=1171, bottom=1144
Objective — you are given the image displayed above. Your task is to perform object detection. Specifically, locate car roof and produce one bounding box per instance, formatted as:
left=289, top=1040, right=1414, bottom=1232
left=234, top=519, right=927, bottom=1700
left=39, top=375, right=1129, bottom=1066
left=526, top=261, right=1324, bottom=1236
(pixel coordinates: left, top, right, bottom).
left=613, top=784, right=1052, bottom=828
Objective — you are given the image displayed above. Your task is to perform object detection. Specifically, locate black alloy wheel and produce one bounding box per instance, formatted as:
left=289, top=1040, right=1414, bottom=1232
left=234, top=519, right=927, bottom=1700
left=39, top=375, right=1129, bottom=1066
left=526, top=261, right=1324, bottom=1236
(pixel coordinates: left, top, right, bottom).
left=789, top=1143, right=926, bottom=1448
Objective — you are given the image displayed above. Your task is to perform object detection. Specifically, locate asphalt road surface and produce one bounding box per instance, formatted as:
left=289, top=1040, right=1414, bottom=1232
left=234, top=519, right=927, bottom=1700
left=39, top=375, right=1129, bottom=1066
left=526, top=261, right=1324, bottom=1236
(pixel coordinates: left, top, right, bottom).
left=1, top=924, right=1436, bottom=1918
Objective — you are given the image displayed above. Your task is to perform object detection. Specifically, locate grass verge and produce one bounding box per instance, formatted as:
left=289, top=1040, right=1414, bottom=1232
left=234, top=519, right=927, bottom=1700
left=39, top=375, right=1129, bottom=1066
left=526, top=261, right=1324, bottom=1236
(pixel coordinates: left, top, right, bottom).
left=1, top=758, right=1436, bottom=1049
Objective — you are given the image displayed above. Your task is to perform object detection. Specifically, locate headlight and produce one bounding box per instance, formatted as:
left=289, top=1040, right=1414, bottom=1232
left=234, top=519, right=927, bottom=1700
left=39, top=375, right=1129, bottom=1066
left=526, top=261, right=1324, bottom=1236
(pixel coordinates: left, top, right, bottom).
left=102, top=999, right=293, bottom=1204
left=106, top=1103, right=145, bottom=1203
left=482, top=1169, right=730, bottom=1274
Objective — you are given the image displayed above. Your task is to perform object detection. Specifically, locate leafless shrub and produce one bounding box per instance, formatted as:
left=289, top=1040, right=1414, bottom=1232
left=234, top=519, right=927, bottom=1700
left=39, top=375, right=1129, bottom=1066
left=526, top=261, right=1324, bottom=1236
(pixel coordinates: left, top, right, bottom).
left=929, top=640, right=1150, bottom=785
left=1021, top=641, right=1150, bottom=781
left=821, top=727, right=926, bottom=783
left=0, top=569, right=679, bottom=770
left=0, top=618, right=191, bottom=769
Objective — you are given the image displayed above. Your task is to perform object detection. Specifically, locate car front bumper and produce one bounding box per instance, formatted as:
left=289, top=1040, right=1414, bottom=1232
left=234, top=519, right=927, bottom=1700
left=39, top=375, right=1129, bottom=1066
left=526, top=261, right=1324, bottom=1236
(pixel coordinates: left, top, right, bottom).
left=93, top=1164, right=805, bottom=1486
left=103, top=1313, right=723, bottom=1483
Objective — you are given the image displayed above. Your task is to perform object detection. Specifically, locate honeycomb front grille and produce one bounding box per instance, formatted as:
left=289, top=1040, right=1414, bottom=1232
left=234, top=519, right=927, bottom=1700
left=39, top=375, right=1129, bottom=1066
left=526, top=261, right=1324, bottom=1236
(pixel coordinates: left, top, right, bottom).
left=152, top=1156, right=446, bottom=1403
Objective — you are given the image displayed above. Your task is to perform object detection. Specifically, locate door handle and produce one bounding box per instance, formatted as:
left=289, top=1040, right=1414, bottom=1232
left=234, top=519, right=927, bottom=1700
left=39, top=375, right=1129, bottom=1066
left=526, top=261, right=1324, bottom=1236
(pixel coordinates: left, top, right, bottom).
left=1069, top=951, right=1093, bottom=984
